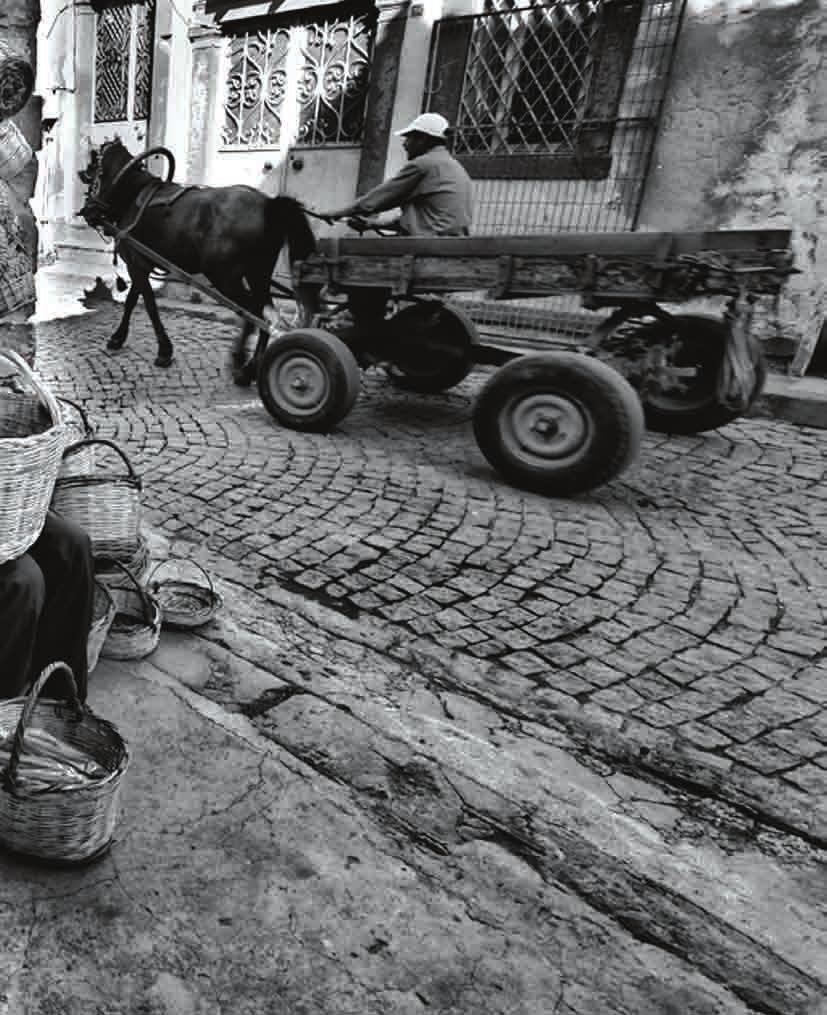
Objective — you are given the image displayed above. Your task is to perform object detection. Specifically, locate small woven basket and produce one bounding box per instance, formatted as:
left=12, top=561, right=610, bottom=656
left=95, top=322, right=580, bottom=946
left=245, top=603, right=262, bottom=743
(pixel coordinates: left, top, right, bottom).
left=0, top=662, right=129, bottom=865
left=100, top=563, right=162, bottom=661
left=56, top=398, right=96, bottom=479
left=148, top=559, right=222, bottom=629
left=94, top=533, right=151, bottom=589
left=0, top=350, right=67, bottom=565
left=0, top=119, right=33, bottom=183
left=87, top=581, right=116, bottom=675
left=51, top=438, right=142, bottom=559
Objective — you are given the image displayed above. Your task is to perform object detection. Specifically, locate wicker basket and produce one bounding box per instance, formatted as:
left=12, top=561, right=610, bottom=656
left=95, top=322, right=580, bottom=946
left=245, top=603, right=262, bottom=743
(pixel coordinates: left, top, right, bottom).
left=56, top=398, right=96, bottom=479
left=94, top=533, right=151, bottom=589
left=100, top=563, right=162, bottom=661
left=148, top=559, right=222, bottom=629
left=87, top=581, right=116, bottom=675
left=0, top=662, right=129, bottom=865
left=0, top=40, right=35, bottom=121
left=0, top=119, right=33, bottom=183
left=51, top=438, right=142, bottom=559
left=0, top=350, right=67, bottom=565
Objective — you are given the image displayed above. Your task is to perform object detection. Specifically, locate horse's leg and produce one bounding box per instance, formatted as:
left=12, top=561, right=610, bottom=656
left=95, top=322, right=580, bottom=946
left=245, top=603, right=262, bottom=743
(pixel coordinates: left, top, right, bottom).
left=136, top=275, right=175, bottom=368
left=233, top=320, right=254, bottom=369
left=235, top=277, right=274, bottom=387
left=107, top=278, right=140, bottom=351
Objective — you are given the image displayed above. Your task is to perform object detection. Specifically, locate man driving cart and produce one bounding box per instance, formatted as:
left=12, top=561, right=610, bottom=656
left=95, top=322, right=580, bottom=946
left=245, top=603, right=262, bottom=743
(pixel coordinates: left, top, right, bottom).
left=316, top=113, right=473, bottom=365
left=318, top=113, right=473, bottom=237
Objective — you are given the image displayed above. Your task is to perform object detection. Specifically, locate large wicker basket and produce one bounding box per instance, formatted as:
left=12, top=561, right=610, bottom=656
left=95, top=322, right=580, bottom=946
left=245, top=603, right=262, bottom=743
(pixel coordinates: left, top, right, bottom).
left=0, top=662, right=129, bottom=865
left=51, top=438, right=142, bottom=559
left=0, top=350, right=67, bottom=565
left=87, top=581, right=116, bottom=675
left=100, top=563, right=162, bottom=661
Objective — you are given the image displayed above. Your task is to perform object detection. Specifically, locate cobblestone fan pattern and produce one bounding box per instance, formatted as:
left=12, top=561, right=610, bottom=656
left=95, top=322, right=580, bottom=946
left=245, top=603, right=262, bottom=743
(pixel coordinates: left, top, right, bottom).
left=37, top=310, right=827, bottom=837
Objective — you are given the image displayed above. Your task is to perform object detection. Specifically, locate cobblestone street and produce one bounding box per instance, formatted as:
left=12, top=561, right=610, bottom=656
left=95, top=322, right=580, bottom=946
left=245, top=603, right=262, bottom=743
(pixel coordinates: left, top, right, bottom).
left=36, top=305, right=827, bottom=846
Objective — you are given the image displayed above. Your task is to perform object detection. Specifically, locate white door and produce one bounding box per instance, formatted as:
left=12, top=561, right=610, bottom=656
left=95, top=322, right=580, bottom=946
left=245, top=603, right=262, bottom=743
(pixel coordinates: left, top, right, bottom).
left=216, top=7, right=374, bottom=215
left=89, top=0, right=155, bottom=154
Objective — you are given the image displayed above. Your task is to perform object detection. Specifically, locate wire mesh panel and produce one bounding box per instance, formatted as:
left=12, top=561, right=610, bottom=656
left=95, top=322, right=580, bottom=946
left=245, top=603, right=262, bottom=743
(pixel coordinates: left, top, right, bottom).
left=425, top=0, right=686, bottom=337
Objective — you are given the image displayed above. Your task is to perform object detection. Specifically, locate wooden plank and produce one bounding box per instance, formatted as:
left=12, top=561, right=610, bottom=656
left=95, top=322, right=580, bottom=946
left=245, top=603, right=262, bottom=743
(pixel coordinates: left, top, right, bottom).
left=315, top=229, right=792, bottom=261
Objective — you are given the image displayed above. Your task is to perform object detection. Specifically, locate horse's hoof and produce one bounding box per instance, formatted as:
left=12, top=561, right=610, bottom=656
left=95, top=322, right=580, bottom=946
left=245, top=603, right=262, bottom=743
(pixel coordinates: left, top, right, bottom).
left=155, top=353, right=174, bottom=368
left=107, top=336, right=126, bottom=351
left=233, top=363, right=256, bottom=387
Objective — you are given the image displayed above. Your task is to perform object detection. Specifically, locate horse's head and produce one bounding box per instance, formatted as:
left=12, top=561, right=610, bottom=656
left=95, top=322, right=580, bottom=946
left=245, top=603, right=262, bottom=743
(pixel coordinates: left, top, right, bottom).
left=78, top=138, right=136, bottom=227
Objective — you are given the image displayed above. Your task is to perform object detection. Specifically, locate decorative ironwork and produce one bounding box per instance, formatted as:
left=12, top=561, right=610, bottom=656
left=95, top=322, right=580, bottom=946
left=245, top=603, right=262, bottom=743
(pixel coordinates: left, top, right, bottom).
left=455, top=0, right=599, bottom=155
left=94, top=1, right=155, bottom=124
left=94, top=6, right=130, bottom=122
left=222, top=11, right=374, bottom=149
left=223, top=28, right=291, bottom=147
left=296, top=13, right=374, bottom=145
left=134, top=1, right=155, bottom=119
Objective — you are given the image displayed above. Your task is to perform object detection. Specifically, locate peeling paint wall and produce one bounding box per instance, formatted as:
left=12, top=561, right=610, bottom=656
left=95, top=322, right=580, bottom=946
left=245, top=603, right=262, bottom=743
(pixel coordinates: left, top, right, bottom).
left=638, top=0, right=826, bottom=373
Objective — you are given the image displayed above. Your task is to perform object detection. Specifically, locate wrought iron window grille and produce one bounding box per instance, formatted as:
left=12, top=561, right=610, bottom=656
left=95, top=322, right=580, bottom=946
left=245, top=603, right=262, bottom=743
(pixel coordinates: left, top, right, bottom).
left=424, top=0, right=644, bottom=180
left=221, top=8, right=375, bottom=150
left=93, top=0, right=155, bottom=124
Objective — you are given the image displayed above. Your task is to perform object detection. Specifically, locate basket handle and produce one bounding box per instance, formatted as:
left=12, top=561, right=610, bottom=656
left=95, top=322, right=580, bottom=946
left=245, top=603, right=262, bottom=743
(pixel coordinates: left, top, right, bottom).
left=61, top=437, right=137, bottom=478
left=2, top=662, right=84, bottom=792
left=0, top=350, right=63, bottom=428
left=57, top=397, right=94, bottom=437
left=148, top=558, right=215, bottom=597
left=107, top=560, right=157, bottom=626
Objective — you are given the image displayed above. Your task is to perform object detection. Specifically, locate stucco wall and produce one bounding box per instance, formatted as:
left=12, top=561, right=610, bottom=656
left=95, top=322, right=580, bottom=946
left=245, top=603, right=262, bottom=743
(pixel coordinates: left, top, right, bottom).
left=638, top=0, right=826, bottom=373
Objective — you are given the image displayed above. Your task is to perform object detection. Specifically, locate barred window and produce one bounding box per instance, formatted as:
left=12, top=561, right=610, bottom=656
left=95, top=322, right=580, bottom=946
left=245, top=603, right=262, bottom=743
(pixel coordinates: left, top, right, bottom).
left=94, top=0, right=155, bottom=123
left=425, top=0, right=644, bottom=179
left=222, top=10, right=375, bottom=149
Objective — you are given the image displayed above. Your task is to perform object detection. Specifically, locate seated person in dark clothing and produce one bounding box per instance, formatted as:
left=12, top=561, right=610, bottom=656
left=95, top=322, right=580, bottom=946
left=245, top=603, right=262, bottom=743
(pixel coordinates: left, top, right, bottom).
left=0, top=511, right=94, bottom=701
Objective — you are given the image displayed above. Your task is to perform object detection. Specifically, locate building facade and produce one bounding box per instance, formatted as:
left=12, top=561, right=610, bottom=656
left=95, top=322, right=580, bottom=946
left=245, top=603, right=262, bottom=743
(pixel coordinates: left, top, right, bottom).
left=36, top=0, right=826, bottom=371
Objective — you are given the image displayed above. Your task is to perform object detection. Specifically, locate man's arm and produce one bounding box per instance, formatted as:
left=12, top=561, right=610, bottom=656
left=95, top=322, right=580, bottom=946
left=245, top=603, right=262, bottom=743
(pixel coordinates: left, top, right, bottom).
left=320, top=161, right=423, bottom=219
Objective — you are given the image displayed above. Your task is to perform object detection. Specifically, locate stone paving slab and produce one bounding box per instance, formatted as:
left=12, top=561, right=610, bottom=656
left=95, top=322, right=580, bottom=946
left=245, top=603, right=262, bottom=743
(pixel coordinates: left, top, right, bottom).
left=3, top=643, right=825, bottom=1015
left=32, top=307, right=827, bottom=843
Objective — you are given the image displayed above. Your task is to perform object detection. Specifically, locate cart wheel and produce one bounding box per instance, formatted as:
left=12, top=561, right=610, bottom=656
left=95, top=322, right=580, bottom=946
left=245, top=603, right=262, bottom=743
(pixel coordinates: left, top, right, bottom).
left=384, top=303, right=475, bottom=393
left=258, top=328, right=360, bottom=432
left=472, top=352, right=644, bottom=496
left=634, top=314, right=766, bottom=434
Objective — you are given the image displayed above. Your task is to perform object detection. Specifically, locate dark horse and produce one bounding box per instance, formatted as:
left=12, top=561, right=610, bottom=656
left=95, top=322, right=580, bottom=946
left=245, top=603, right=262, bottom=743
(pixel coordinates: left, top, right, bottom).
left=78, top=139, right=316, bottom=380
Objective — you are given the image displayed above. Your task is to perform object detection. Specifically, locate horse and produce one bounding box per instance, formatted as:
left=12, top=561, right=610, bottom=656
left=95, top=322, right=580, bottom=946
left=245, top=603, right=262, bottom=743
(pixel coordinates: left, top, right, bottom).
left=78, top=139, right=317, bottom=381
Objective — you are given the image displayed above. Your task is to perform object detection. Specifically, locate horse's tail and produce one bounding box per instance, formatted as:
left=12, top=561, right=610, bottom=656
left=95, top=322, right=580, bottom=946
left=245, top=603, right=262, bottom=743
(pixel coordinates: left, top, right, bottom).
left=267, top=195, right=317, bottom=266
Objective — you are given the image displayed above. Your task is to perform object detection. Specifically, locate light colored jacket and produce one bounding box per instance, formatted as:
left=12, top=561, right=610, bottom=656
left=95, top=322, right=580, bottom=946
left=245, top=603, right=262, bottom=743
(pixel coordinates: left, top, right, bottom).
left=351, top=146, right=473, bottom=236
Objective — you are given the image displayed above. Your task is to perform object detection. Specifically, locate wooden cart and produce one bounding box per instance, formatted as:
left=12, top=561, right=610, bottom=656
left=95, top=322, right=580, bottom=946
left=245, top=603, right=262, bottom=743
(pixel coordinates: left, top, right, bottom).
left=255, top=227, right=793, bottom=496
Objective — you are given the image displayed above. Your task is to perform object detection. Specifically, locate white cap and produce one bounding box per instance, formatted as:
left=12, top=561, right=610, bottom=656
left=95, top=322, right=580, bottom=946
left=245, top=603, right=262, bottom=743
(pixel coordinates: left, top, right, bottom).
left=396, top=112, right=450, bottom=140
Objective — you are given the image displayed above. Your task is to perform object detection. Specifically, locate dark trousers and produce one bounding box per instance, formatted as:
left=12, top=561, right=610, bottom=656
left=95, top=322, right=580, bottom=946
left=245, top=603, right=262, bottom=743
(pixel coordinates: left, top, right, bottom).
left=0, top=512, right=93, bottom=702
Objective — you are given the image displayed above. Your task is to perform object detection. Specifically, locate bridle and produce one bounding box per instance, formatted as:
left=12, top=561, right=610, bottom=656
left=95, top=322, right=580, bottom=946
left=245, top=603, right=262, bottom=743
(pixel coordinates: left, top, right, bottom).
left=81, top=143, right=176, bottom=225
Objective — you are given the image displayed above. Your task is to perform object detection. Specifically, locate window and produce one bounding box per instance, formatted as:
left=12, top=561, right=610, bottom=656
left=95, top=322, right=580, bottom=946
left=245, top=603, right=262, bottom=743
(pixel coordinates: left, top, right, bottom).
left=93, top=0, right=155, bottom=123
left=424, top=0, right=644, bottom=179
left=222, top=9, right=375, bottom=149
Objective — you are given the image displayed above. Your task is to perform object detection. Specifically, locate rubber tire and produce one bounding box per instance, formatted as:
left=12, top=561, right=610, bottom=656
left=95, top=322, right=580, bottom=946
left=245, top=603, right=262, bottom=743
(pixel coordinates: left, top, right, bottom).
left=257, top=328, right=360, bottom=432
left=472, top=352, right=645, bottom=497
left=384, top=303, right=475, bottom=393
left=633, top=314, right=767, bottom=435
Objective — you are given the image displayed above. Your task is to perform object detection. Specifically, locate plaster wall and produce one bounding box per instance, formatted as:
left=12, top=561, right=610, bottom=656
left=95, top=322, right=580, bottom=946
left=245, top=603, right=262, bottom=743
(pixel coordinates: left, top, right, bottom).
left=638, top=0, right=827, bottom=372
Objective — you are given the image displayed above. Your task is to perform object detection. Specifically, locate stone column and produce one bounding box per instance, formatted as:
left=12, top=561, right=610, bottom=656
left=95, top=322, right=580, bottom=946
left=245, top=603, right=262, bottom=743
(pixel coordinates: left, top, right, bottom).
left=356, top=0, right=411, bottom=193
left=0, top=0, right=41, bottom=335
left=187, top=1, right=224, bottom=184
